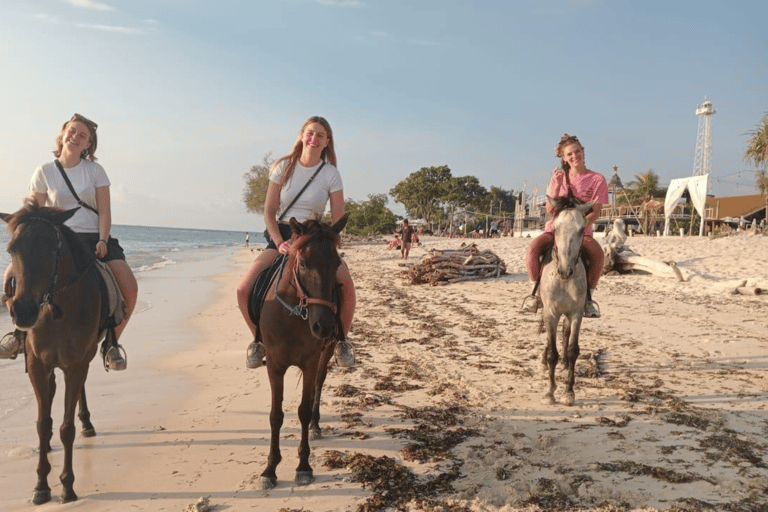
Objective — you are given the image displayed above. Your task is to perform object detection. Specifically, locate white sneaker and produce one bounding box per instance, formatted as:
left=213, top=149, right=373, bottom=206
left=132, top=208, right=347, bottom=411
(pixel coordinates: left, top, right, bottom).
left=0, top=331, right=22, bottom=359
left=584, top=300, right=601, bottom=318
left=334, top=339, right=355, bottom=367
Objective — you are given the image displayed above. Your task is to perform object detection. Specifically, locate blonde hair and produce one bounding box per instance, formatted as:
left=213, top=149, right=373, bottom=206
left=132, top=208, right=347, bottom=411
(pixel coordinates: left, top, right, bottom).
left=271, top=116, right=336, bottom=186
left=53, top=113, right=98, bottom=161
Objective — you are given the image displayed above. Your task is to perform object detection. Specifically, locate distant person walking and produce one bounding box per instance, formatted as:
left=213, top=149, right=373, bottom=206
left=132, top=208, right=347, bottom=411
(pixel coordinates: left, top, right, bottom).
left=236, top=116, right=356, bottom=369
left=0, top=114, right=138, bottom=369
left=394, top=219, right=415, bottom=259
left=522, top=133, right=608, bottom=318
left=245, top=232, right=250, bottom=247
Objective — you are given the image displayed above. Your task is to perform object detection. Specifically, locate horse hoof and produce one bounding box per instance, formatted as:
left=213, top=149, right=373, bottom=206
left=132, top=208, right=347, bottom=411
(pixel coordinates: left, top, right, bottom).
left=540, top=395, right=556, bottom=406
left=310, top=427, right=322, bottom=441
left=563, top=393, right=575, bottom=406
left=295, top=471, right=315, bottom=486
left=32, top=489, right=51, bottom=505
left=258, top=476, right=277, bottom=490
left=81, top=427, right=97, bottom=438
left=60, top=489, right=78, bottom=503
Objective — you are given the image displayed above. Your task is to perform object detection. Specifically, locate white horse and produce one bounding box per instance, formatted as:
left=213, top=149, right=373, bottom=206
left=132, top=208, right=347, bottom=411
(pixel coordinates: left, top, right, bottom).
left=539, top=197, right=595, bottom=406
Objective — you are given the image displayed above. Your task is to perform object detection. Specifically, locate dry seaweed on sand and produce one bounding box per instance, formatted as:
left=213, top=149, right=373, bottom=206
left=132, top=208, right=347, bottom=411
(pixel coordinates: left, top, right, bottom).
left=400, top=243, right=506, bottom=285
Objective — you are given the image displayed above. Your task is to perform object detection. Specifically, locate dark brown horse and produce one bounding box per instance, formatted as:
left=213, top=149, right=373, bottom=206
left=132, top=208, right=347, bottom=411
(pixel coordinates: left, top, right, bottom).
left=257, top=214, right=348, bottom=490
left=1, top=200, right=106, bottom=505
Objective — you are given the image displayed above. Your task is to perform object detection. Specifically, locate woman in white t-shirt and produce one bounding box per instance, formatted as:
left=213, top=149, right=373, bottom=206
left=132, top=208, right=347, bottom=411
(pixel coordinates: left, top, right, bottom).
left=236, top=116, right=356, bottom=369
left=0, top=114, right=138, bottom=370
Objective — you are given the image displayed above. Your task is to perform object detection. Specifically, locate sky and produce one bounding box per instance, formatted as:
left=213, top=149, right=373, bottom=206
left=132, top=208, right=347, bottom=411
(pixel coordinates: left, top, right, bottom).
left=0, top=0, right=766, bottom=232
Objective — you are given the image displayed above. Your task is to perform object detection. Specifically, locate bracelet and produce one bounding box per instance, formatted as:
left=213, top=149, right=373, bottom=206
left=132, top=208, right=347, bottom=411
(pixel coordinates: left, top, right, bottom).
left=99, top=239, right=107, bottom=243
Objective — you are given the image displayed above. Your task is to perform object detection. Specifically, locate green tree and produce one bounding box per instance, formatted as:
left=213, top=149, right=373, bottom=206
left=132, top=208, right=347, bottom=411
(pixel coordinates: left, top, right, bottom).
left=744, top=113, right=768, bottom=222
left=344, top=194, right=399, bottom=236
left=624, top=169, right=663, bottom=204
left=389, top=165, right=452, bottom=227
left=443, top=175, right=488, bottom=233
left=242, top=153, right=274, bottom=214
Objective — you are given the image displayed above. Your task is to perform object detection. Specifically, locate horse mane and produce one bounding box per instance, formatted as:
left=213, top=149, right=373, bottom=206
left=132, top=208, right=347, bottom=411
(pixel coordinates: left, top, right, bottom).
left=8, top=199, right=96, bottom=272
left=291, top=219, right=340, bottom=254
left=548, top=195, right=584, bottom=218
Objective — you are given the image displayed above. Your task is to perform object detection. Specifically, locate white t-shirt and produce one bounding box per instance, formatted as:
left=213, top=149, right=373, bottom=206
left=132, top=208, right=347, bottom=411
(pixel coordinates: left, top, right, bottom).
left=269, top=160, right=343, bottom=222
left=29, top=160, right=110, bottom=233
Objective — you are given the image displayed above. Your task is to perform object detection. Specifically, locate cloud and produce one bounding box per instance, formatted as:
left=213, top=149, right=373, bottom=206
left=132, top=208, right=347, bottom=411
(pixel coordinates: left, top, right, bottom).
left=315, top=0, right=364, bottom=7
left=76, top=23, right=144, bottom=34
left=67, top=0, right=115, bottom=11
left=34, top=13, right=61, bottom=24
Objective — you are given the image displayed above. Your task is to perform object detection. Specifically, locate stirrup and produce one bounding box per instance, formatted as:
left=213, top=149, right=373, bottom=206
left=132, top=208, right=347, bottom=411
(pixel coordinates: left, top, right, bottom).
left=103, top=344, right=127, bottom=371
left=0, top=331, right=24, bottom=360
left=246, top=340, right=265, bottom=369
left=584, top=300, right=601, bottom=318
left=334, top=339, right=355, bottom=368
left=520, top=295, right=541, bottom=314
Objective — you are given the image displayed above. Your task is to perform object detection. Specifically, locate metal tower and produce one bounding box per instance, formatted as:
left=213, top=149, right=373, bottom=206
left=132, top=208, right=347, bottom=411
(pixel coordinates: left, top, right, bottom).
left=692, top=97, right=716, bottom=177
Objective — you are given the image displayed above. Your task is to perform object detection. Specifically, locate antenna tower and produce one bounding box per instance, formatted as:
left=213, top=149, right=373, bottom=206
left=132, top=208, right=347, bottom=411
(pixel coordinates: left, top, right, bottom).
left=692, top=97, right=715, bottom=177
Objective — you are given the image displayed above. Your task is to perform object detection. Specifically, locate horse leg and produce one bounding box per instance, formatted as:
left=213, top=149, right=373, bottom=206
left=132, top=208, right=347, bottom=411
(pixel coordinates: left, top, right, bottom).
left=563, top=316, right=582, bottom=407
left=295, top=362, right=317, bottom=486
left=541, top=315, right=560, bottom=405
left=45, top=372, right=55, bottom=452
left=309, top=344, right=334, bottom=440
left=259, top=365, right=285, bottom=490
left=58, top=368, right=88, bottom=503
left=78, top=382, right=96, bottom=438
left=28, top=360, right=53, bottom=505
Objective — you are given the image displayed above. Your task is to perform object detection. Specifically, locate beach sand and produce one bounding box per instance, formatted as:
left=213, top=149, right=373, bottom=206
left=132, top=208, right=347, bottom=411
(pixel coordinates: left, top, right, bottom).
left=1, top=232, right=767, bottom=511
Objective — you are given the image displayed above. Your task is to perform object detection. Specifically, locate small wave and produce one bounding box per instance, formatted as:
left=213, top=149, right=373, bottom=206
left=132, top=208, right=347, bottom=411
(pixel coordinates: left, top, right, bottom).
left=134, top=256, right=177, bottom=273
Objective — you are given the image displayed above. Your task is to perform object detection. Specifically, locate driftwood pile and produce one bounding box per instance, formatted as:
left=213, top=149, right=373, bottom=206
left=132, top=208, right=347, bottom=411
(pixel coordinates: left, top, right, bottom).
left=400, top=243, right=506, bottom=286
left=602, top=219, right=689, bottom=282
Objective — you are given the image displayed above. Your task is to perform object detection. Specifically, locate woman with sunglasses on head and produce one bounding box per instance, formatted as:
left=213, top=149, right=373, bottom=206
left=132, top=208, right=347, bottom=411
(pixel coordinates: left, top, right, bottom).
left=236, top=116, right=356, bottom=369
left=522, top=133, right=608, bottom=318
left=0, top=114, right=139, bottom=369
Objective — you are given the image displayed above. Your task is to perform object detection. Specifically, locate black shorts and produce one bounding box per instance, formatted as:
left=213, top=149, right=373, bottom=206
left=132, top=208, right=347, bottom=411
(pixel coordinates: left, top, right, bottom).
left=264, top=223, right=294, bottom=250
left=76, top=233, right=126, bottom=263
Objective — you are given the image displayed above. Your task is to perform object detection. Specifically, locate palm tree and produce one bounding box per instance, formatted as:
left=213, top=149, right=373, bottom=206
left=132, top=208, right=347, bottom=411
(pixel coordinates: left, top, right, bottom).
left=744, top=113, right=768, bottom=223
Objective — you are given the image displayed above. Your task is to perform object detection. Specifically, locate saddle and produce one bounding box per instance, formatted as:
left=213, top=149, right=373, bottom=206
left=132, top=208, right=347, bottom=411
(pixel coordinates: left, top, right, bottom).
left=248, top=254, right=288, bottom=341
left=94, top=261, right=128, bottom=367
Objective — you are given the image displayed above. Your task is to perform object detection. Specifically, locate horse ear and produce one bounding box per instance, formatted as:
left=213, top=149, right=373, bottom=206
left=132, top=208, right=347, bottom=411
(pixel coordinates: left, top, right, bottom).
left=289, top=217, right=306, bottom=237
left=51, top=207, right=80, bottom=225
left=0, top=213, right=11, bottom=224
left=576, top=200, right=596, bottom=216
left=332, top=213, right=349, bottom=234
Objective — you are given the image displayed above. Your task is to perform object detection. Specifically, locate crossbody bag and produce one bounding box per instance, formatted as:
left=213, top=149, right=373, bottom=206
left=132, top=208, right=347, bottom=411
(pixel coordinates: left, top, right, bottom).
left=54, top=159, right=100, bottom=215
left=265, top=161, right=326, bottom=244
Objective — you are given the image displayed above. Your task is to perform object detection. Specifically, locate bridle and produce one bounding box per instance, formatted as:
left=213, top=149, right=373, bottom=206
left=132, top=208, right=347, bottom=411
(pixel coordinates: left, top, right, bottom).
left=274, top=250, right=338, bottom=320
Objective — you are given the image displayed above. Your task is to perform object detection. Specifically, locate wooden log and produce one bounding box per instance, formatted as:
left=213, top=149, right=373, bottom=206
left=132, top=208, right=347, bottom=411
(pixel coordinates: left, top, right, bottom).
left=736, top=286, right=762, bottom=295
left=614, top=251, right=689, bottom=282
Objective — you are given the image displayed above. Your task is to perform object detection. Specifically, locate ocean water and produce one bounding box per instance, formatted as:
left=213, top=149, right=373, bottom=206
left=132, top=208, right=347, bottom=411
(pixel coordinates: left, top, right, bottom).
left=0, top=224, right=265, bottom=273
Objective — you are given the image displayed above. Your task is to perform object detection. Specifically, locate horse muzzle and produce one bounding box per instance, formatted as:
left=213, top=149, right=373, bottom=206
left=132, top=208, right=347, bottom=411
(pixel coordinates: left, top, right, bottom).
left=10, top=296, right=41, bottom=329
left=308, top=308, right=337, bottom=340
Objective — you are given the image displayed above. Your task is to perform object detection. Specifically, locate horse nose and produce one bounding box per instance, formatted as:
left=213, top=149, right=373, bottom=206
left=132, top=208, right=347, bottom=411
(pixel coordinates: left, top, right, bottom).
left=558, top=268, right=573, bottom=279
left=11, top=297, right=40, bottom=329
left=310, top=312, right=336, bottom=340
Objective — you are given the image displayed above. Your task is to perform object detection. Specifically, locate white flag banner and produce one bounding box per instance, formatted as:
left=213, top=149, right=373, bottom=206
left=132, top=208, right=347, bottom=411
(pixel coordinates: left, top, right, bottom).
left=688, top=175, right=709, bottom=218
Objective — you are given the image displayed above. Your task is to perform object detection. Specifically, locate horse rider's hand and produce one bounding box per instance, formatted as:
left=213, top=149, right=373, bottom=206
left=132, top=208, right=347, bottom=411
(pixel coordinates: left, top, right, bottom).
left=278, top=241, right=291, bottom=255
left=95, top=239, right=108, bottom=258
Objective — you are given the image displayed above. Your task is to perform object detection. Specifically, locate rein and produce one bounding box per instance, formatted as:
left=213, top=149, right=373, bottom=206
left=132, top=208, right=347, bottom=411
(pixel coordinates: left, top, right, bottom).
left=274, top=251, right=338, bottom=320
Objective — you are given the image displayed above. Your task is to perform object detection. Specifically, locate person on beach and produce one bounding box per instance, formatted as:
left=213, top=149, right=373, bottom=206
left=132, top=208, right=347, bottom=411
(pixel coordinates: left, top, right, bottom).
left=0, top=113, right=139, bottom=369
left=236, top=116, right=356, bottom=369
left=522, top=133, right=608, bottom=318
left=394, top=219, right=415, bottom=259
left=245, top=232, right=250, bottom=247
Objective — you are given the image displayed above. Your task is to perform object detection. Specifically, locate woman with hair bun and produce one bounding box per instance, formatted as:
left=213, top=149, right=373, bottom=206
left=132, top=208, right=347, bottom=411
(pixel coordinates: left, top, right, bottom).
left=522, top=134, right=608, bottom=318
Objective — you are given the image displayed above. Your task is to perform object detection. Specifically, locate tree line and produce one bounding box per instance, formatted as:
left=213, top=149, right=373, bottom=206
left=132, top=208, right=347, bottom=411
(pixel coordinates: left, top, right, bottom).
left=242, top=112, right=768, bottom=236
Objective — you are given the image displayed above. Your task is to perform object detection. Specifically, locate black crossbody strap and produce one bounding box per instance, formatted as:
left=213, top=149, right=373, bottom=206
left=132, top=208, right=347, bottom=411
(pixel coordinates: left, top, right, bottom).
left=54, top=160, right=99, bottom=215
left=278, top=161, right=326, bottom=222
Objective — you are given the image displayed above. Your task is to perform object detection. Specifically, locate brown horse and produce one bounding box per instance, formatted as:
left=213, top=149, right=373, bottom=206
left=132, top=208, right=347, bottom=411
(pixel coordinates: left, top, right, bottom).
left=257, top=214, right=348, bottom=490
left=1, top=200, right=106, bottom=505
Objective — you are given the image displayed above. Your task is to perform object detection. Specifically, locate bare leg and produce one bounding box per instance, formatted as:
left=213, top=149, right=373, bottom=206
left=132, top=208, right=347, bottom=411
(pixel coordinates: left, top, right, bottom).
left=107, top=260, right=138, bottom=341
left=236, top=249, right=279, bottom=337
left=336, top=262, right=356, bottom=337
